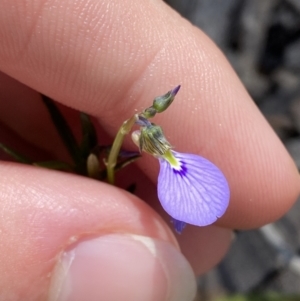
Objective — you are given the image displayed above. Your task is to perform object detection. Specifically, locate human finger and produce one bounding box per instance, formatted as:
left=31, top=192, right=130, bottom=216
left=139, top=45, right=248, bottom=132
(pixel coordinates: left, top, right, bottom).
left=0, top=162, right=198, bottom=301
left=0, top=76, right=232, bottom=275
left=0, top=0, right=299, bottom=229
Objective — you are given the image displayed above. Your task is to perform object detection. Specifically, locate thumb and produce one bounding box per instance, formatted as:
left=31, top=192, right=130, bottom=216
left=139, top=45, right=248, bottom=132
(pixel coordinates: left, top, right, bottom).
left=49, top=234, right=196, bottom=301
left=0, top=163, right=196, bottom=301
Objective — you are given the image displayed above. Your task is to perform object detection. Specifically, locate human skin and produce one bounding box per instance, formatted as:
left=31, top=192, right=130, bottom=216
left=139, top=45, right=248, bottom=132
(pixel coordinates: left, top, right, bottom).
left=0, top=0, right=299, bottom=300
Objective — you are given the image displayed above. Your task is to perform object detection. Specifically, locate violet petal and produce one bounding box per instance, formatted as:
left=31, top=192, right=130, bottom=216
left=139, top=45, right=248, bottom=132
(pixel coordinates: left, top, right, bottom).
left=158, top=151, right=230, bottom=227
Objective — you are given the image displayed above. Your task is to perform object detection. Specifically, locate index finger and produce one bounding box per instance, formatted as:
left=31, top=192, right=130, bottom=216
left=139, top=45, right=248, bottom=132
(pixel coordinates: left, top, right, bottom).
left=0, top=0, right=299, bottom=229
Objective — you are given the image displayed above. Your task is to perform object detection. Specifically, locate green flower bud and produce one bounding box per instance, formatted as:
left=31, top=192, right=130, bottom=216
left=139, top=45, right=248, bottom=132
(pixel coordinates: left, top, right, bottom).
left=153, top=85, right=180, bottom=113
left=87, top=153, right=100, bottom=179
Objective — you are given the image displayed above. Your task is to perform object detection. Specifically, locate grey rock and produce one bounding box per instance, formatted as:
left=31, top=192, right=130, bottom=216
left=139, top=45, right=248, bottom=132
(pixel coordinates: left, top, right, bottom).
left=290, top=97, right=300, bottom=133
left=285, top=138, right=300, bottom=169
left=218, top=230, right=279, bottom=292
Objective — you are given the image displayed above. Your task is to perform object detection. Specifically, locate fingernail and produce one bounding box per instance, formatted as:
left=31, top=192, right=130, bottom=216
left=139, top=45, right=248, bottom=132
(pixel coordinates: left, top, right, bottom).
left=48, top=234, right=196, bottom=301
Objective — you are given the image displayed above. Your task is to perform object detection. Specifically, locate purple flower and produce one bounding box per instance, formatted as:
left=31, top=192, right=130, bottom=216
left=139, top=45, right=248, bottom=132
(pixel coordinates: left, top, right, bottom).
left=157, top=150, right=230, bottom=233
left=132, top=121, right=230, bottom=234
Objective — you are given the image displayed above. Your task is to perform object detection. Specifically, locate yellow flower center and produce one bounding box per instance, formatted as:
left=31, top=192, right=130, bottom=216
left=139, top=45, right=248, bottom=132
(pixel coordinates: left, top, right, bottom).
left=162, top=150, right=180, bottom=169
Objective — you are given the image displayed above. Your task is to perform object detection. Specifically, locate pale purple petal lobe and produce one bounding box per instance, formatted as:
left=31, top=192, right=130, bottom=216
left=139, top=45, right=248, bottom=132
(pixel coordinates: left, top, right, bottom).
left=172, top=219, right=187, bottom=234
left=158, top=151, right=230, bottom=227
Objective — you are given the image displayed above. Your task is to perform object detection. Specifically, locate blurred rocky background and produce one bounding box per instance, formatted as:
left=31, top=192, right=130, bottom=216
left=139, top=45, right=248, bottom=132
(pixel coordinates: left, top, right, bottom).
left=164, top=0, right=300, bottom=300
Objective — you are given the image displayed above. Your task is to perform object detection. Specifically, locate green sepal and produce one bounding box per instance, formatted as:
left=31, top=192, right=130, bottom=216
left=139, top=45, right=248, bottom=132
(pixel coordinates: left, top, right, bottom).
left=139, top=125, right=171, bottom=156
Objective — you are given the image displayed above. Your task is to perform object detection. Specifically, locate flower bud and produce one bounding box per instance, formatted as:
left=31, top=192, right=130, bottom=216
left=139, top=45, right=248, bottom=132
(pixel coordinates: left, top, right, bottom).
left=153, top=85, right=180, bottom=113
left=87, top=153, right=100, bottom=178
left=131, top=130, right=141, bottom=148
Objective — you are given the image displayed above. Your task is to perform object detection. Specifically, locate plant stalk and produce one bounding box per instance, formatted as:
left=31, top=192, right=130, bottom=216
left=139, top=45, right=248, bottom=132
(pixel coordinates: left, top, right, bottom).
left=106, top=114, right=138, bottom=184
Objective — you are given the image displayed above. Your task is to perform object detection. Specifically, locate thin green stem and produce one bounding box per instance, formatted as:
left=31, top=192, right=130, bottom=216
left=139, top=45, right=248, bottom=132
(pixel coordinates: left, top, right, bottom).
left=107, top=114, right=138, bottom=184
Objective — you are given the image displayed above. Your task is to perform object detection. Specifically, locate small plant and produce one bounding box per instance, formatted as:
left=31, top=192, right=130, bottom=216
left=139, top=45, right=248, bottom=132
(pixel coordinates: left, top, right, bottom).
left=0, top=87, right=230, bottom=233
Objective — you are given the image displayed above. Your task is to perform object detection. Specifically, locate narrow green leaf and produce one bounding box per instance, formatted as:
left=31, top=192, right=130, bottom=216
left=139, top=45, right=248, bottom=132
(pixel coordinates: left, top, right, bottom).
left=41, top=95, right=82, bottom=165
left=80, top=112, right=98, bottom=158
left=0, top=143, right=32, bottom=164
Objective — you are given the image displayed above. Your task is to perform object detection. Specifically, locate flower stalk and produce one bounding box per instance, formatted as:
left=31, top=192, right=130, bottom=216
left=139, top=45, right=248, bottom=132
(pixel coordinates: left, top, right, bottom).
left=106, top=85, right=181, bottom=184
left=106, top=114, right=138, bottom=184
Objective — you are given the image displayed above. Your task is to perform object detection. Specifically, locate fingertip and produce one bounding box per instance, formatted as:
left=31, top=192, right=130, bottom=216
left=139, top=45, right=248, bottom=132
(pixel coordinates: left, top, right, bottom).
left=48, top=234, right=196, bottom=301
left=176, top=226, right=232, bottom=275
left=219, top=134, right=300, bottom=229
